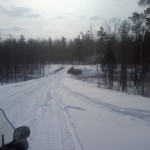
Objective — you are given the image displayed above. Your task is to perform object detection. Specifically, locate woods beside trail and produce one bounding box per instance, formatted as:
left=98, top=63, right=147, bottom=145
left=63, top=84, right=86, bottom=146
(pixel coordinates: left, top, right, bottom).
left=0, top=0, right=150, bottom=97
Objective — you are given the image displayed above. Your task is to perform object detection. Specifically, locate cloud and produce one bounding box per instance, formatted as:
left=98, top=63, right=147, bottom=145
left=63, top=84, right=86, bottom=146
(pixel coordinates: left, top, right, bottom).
left=52, top=13, right=88, bottom=20
left=90, top=15, right=103, bottom=21
left=53, top=15, right=66, bottom=20
left=0, top=26, right=28, bottom=32
left=0, top=5, right=41, bottom=18
left=66, top=13, right=87, bottom=20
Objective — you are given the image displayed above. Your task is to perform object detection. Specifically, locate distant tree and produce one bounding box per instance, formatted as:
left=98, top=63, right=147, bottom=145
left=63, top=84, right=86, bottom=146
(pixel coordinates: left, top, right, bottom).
left=74, top=36, right=83, bottom=62
left=61, top=36, right=67, bottom=49
left=97, top=26, right=108, bottom=63
left=104, top=18, right=121, bottom=38
left=129, top=12, right=145, bottom=86
left=80, top=31, right=93, bottom=63
left=47, top=38, right=53, bottom=64
left=101, top=40, right=117, bottom=89
left=118, top=20, right=131, bottom=91
left=59, top=36, right=67, bottom=63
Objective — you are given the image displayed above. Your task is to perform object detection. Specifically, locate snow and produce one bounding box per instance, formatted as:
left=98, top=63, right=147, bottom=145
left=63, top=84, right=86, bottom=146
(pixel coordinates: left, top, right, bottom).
left=0, top=65, right=150, bottom=150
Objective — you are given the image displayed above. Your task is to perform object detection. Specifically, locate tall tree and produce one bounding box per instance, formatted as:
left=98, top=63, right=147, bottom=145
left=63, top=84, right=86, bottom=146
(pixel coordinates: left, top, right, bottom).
left=118, top=20, right=131, bottom=91
left=97, top=26, right=108, bottom=63
left=101, top=40, right=117, bottom=89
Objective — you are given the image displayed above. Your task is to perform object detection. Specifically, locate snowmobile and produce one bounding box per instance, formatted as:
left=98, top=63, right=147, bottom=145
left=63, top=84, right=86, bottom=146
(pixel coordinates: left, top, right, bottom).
left=0, top=108, right=30, bottom=150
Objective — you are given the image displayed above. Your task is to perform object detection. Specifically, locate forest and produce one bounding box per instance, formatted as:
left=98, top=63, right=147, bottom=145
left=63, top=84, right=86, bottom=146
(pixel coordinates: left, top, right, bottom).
left=0, top=0, right=150, bottom=97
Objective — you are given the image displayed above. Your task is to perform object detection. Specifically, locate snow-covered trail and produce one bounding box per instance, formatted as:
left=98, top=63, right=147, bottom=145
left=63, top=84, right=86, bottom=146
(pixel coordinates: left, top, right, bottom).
left=0, top=66, right=150, bottom=150
left=59, top=74, right=150, bottom=150
left=0, top=69, right=82, bottom=150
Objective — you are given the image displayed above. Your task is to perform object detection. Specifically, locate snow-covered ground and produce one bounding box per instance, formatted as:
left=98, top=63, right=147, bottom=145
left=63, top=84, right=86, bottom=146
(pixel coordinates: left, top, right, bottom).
left=0, top=65, right=150, bottom=150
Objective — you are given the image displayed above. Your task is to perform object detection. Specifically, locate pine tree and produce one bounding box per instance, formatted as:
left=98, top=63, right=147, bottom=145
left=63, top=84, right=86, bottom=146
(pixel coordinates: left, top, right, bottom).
left=101, top=40, right=117, bottom=89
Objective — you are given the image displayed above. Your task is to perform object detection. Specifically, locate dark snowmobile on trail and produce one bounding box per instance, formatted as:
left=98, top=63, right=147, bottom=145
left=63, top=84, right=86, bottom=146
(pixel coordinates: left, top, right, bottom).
left=0, top=108, right=30, bottom=150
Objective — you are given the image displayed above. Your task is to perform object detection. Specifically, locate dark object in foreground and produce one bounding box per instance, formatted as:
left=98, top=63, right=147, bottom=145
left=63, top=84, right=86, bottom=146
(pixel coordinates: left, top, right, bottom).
left=0, top=108, right=30, bottom=150
left=67, top=67, right=82, bottom=76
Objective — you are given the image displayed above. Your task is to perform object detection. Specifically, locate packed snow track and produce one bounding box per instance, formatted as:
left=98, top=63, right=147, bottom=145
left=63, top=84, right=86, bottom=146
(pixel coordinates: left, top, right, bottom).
left=0, top=68, right=82, bottom=150
left=0, top=66, right=150, bottom=150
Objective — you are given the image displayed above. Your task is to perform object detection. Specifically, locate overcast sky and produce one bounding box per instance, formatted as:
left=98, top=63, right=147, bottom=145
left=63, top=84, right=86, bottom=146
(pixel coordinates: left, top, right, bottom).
left=0, top=0, right=143, bottom=39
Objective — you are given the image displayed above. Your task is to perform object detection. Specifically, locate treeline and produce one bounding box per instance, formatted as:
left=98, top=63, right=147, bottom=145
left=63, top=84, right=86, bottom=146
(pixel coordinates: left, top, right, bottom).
left=97, top=19, right=150, bottom=97
left=0, top=0, right=150, bottom=97
left=0, top=35, right=49, bottom=83
left=0, top=32, right=96, bottom=84
left=96, top=0, right=150, bottom=97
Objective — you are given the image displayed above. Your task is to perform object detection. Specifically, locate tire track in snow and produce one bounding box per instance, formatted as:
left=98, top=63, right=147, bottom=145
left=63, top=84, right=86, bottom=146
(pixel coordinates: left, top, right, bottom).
left=0, top=77, right=52, bottom=105
left=0, top=69, right=82, bottom=150
left=61, top=84, right=150, bottom=122
left=29, top=72, right=78, bottom=150
left=0, top=69, right=83, bottom=150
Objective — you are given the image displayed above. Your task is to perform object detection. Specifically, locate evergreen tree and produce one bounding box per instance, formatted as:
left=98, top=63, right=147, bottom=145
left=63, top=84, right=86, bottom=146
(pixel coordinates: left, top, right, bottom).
left=101, top=40, right=117, bottom=89
left=138, top=0, right=150, bottom=30
left=97, top=26, right=108, bottom=63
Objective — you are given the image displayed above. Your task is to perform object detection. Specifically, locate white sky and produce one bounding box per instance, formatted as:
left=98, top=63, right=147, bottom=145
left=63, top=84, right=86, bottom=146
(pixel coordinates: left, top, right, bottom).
left=0, top=0, right=144, bottom=39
